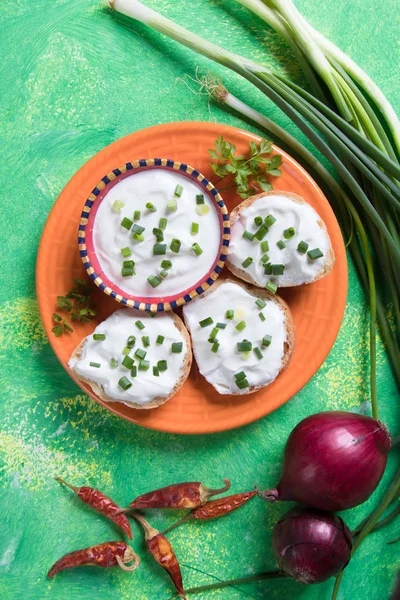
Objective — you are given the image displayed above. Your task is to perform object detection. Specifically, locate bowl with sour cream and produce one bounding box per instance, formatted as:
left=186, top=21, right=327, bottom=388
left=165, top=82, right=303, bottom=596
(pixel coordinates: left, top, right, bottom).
left=79, top=159, right=230, bottom=311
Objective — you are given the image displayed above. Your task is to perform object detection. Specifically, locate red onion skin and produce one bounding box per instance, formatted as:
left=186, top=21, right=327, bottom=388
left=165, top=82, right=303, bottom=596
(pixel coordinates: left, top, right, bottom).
left=272, top=506, right=353, bottom=584
left=265, top=411, right=391, bottom=511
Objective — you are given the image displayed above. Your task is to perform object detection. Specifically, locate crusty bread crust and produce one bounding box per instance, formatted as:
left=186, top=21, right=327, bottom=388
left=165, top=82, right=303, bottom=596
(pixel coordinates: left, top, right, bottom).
left=183, top=277, right=295, bottom=396
left=69, top=312, right=192, bottom=409
left=226, top=190, right=335, bottom=288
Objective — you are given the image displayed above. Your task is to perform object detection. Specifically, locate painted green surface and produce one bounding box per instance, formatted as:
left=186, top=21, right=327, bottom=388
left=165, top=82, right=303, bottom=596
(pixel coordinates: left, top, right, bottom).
left=0, top=0, right=399, bottom=599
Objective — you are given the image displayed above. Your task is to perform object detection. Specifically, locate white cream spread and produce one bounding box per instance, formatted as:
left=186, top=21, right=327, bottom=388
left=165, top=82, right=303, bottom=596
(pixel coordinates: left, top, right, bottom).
left=68, top=309, right=189, bottom=407
left=228, top=194, right=332, bottom=287
left=183, top=281, right=288, bottom=395
left=93, top=169, right=221, bottom=297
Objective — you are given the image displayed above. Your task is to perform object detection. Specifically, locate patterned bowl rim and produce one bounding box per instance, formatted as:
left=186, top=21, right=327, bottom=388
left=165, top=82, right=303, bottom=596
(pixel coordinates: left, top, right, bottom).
left=78, top=158, right=230, bottom=311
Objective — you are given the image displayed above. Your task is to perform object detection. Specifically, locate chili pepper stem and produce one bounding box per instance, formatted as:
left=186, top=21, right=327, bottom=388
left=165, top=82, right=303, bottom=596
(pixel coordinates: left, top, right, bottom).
left=200, top=478, right=231, bottom=503
left=255, top=486, right=278, bottom=501
left=162, top=514, right=194, bottom=535
left=114, top=507, right=132, bottom=515
left=172, top=570, right=286, bottom=596
left=116, top=548, right=141, bottom=572
left=131, top=512, right=159, bottom=540
left=54, top=477, right=79, bottom=493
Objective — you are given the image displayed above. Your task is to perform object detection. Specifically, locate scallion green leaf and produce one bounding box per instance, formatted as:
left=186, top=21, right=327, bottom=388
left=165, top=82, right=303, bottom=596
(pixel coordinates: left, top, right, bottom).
left=225, top=310, right=234, bottom=320
left=147, top=275, right=162, bottom=288
left=139, top=360, right=150, bottom=371
left=118, top=376, right=132, bottom=390
left=308, top=248, right=324, bottom=260
left=262, top=334, right=272, bottom=347
left=260, top=240, right=269, bottom=253
left=283, top=227, right=295, bottom=239
left=158, top=359, right=168, bottom=372
left=142, top=335, right=150, bottom=347
left=153, top=243, right=167, bottom=255
left=170, top=238, right=181, bottom=253
left=121, top=247, right=132, bottom=257
left=254, top=347, right=263, bottom=360
left=112, top=200, right=125, bottom=213
left=135, top=320, right=145, bottom=330
left=236, top=321, right=246, bottom=332
left=110, top=358, right=119, bottom=369
left=264, top=215, right=276, bottom=227
left=159, top=217, right=168, bottom=230
left=297, top=240, right=309, bottom=254
left=133, top=210, right=141, bottom=221
left=242, top=256, right=253, bottom=268
left=171, top=342, right=183, bottom=353
left=122, top=355, right=135, bottom=369
left=89, top=361, right=101, bottom=368
left=256, top=298, right=267, bottom=309
left=146, top=202, right=157, bottom=212
left=93, top=333, right=106, bottom=341
left=242, top=230, right=255, bottom=241
left=156, top=335, right=164, bottom=345
left=175, top=184, right=183, bottom=197
left=167, top=199, right=177, bottom=212
left=199, top=317, right=213, bottom=328
left=196, top=194, right=205, bottom=204
left=153, top=366, right=159, bottom=376
left=237, top=340, right=252, bottom=352
left=191, top=222, right=199, bottom=235
left=277, top=240, right=286, bottom=250
left=265, top=281, right=278, bottom=294
left=191, top=242, right=203, bottom=256
left=161, top=259, right=172, bottom=270
left=121, top=217, right=133, bottom=230
left=135, top=348, right=147, bottom=360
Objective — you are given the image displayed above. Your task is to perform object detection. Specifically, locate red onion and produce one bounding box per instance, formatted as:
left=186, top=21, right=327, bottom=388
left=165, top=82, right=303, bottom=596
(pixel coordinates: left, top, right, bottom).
left=260, top=411, right=391, bottom=511
left=272, top=506, right=352, bottom=583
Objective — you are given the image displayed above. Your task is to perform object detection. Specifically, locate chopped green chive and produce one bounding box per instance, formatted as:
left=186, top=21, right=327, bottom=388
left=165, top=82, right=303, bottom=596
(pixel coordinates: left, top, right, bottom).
left=264, top=214, right=276, bottom=227
left=156, top=335, right=164, bottom=345
left=160, top=269, right=168, bottom=279
left=133, top=233, right=144, bottom=242
left=133, top=210, right=141, bottom=221
left=216, top=322, right=227, bottom=329
left=260, top=240, right=269, bottom=253
left=236, top=378, right=249, bottom=389
left=297, top=240, right=309, bottom=254
left=110, top=358, right=119, bottom=369
left=242, top=257, right=253, bottom=269
left=199, top=317, right=214, bottom=328
left=121, top=267, right=135, bottom=277
left=265, top=281, right=278, bottom=294
left=153, top=366, right=159, bottom=377
left=225, top=310, right=234, bottom=320
left=196, top=204, right=210, bottom=215
left=127, top=336, right=136, bottom=348
left=135, top=348, right=147, bottom=360
left=254, top=216, right=263, bottom=227
left=236, top=321, right=246, bottom=332
left=211, top=342, right=220, bottom=353
left=142, top=336, right=150, bottom=348
left=121, top=247, right=132, bottom=257
left=132, top=224, right=145, bottom=235
left=191, top=222, right=199, bottom=235
left=259, top=312, right=266, bottom=322
left=131, top=366, right=137, bottom=378
left=210, top=327, right=219, bottom=340
left=158, top=359, right=168, bottom=372
left=146, top=202, right=157, bottom=212
left=191, top=243, right=203, bottom=256
left=242, top=230, right=255, bottom=242
left=256, top=298, right=267, bottom=309
left=167, top=199, right=177, bottom=212
left=161, top=260, right=172, bottom=270
left=237, top=340, right=252, bottom=352
left=254, top=225, right=268, bottom=241
left=153, top=227, right=164, bottom=241
left=93, top=333, right=106, bottom=341
left=235, top=371, right=247, bottom=381
left=122, top=355, right=135, bottom=369
left=260, top=253, right=270, bottom=264
left=123, top=260, right=135, bottom=269
left=171, top=342, right=183, bottom=353
left=159, top=217, right=168, bottom=230
left=135, top=320, right=145, bottom=330
left=148, top=275, right=162, bottom=288
left=272, top=264, right=285, bottom=275
left=121, top=217, right=133, bottom=230
left=283, top=227, right=295, bottom=239
left=308, top=248, right=324, bottom=260
left=139, top=360, right=150, bottom=371
left=153, top=243, right=167, bottom=256
left=89, top=361, right=101, bottom=368
left=262, top=334, right=272, bottom=347
left=254, top=347, right=263, bottom=360
left=277, top=240, right=286, bottom=250
left=112, top=200, right=125, bottom=213
left=122, top=346, right=131, bottom=355
left=196, top=194, right=205, bottom=204
left=174, top=184, right=183, bottom=197
left=264, top=263, right=273, bottom=275
left=170, top=238, right=181, bottom=253
left=118, top=376, right=132, bottom=390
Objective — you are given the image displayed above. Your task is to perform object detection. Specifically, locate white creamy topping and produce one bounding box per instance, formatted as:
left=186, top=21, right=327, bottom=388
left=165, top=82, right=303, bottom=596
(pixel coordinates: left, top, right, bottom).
left=183, top=281, right=287, bottom=394
left=229, top=194, right=332, bottom=287
left=68, top=309, right=188, bottom=407
left=93, top=170, right=221, bottom=297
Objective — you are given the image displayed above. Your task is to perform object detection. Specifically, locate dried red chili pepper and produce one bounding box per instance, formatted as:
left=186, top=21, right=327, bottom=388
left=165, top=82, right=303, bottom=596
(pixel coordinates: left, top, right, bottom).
left=133, top=513, right=186, bottom=599
left=55, top=477, right=132, bottom=540
left=162, top=490, right=256, bottom=534
left=119, top=479, right=231, bottom=512
left=47, top=541, right=139, bottom=578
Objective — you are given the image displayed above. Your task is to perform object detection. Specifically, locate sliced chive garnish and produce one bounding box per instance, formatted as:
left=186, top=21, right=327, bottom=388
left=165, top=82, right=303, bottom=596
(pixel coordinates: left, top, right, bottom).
left=264, top=214, right=276, bottom=227
left=262, top=334, right=272, bottom=347
left=171, top=342, right=183, bottom=353
left=147, top=311, right=156, bottom=318
left=121, top=267, right=135, bottom=277
left=236, top=321, right=246, bottom=332
left=122, top=346, right=131, bottom=355
left=153, top=366, right=159, bottom=377
left=196, top=194, right=205, bottom=204
left=123, top=260, right=135, bottom=269
left=199, top=317, right=214, bottom=328
left=127, top=336, right=136, bottom=348
left=133, top=210, right=141, bottom=221
left=135, top=348, right=147, bottom=360
left=191, top=243, right=203, bottom=256
left=308, top=248, right=324, bottom=260
left=259, top=312, right=266, bottom=322
left=142, top=336, right=150, bottom=348
left=158, top=359, right=168, bottom=372
left=260, top=253, right=270, bottom=264
left=112, top=200, right=125, bottom=213
left=237, top=340, right=252, bottom=352
left=277, top=240, right=286, bottom=250
left=235, top=371, right=247, bottom=381
left=160, top=269, right=168, bottom=279
left=110, top=358, right=119, bottom=369
left=254, top=225, right=268, bottom=241
left=122, top=355, right=135, bottom=369
left=242, top=257, right=253, bottom=269
left=196, top=204, right=210, bottom=216
left=256, top=298, right=267, bottom=309
left=167, top=199, right=177, bottom=212
left=264, top=263, right=273, bottom=275
left=211, top=342, right=220, bottom=353
left=118, top=376, right=132, bottom=390
left=135, top=320, right=145, bottom=330
left=265, top=281, right=278, bottom=294
left=159, top=217, right=168, bottom=230
left=131, top=366, right=137, bottom=378
left=272, top=264, right=285, bottom=275
left=191, top=222, right=199, bottom=235
left=121, top=247, right=132, bottom=257
left=146, top=202, right=157, bottom=212
left=132, top=224, right=145, bottom=235
left=170, top=238, right=181, bottom=253
left=297, top=240, right=309, bottom=254
left=153, top=227, right=164, bottom=241
left=254, top=216, right=263, bottom=227
left=175, top=184, right=183, bottom=197
left=225, top=310, right=234, bottom=320
left=236, top=378, right=249, bottom=389
left=156, top=335, right=164, bottom=345
left=210, top=327, right=219, bottom=340
left=93, top=333, right=106, bottom=341
left=254, top=347, right=263, bottom=360
left=139, top=360, right=150, bottom=371
left=89, top=361, right=101, bottom=368
left=153, top=243, right=167, bottom=256
left=161, top=259, right=172, bottom=270
left=283, top=227, right=295, bottom=239
left=260, top=240, right=269, bottom=253
left=121, top=217, right=133, bottom=230
left=148, top=275, right=162, bottom=288
left=242, top=230, right=255, bottom=241
left=216, top=322, right=227, bottom=329
left=133, top=233, right=144, bottom=242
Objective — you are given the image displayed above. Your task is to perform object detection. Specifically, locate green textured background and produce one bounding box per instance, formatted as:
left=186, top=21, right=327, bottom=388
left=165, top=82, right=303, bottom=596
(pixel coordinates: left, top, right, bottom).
left=1, top=0, right=399, bottom=599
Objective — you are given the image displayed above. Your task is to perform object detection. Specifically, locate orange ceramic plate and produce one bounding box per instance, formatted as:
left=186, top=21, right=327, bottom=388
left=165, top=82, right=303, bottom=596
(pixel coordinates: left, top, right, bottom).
left=36, top=122, right=347, bottom=434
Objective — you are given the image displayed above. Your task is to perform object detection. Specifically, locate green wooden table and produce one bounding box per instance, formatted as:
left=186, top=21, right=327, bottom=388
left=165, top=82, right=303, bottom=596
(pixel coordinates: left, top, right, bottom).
left=1, top=0, right=399, bottom=598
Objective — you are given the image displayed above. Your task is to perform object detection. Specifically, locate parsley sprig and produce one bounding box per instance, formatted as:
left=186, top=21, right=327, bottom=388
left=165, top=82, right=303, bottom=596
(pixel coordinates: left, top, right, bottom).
left=208, top=135, right=282, bottom=199
left=52, top=278, right=97, bottom=337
